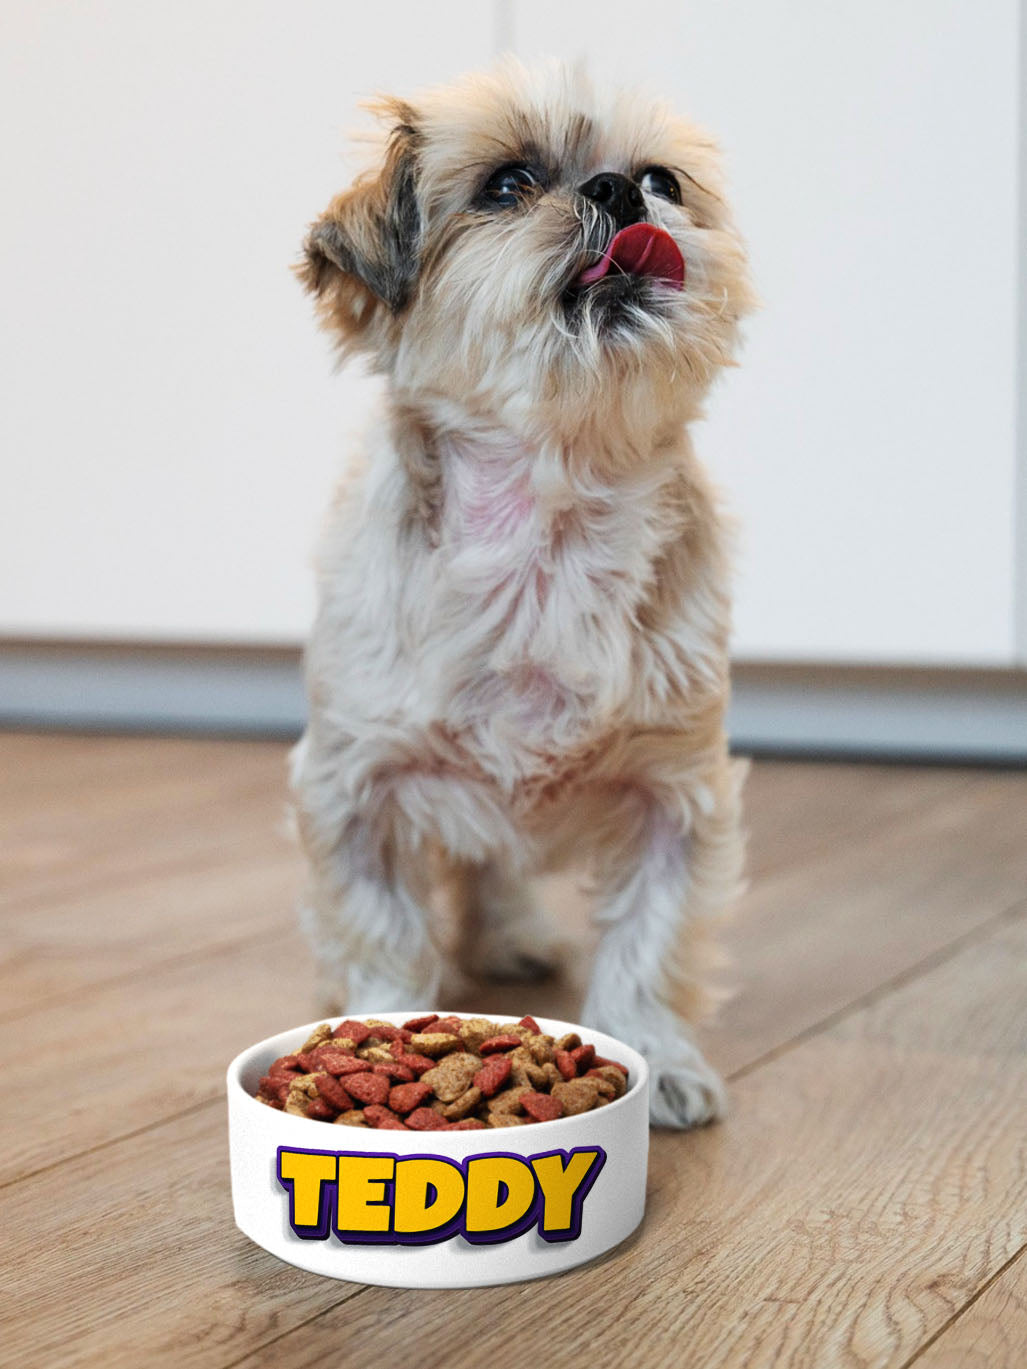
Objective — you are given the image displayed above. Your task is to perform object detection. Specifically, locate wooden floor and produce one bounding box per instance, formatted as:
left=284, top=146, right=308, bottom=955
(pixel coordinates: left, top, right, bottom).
left=1, top=733, right=1026, bottom=1368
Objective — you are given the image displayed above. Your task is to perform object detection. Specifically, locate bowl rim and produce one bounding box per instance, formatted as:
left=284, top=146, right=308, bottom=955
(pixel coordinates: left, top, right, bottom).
left=226, top=1009, right=649, bottom=1141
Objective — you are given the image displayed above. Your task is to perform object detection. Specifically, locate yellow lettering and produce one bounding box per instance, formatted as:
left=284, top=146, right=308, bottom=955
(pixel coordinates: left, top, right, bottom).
left=531, top=1150, right=602, bottom=1235
left=336, top=1154, right=395, bottom=1233
left=393, top=1157, right=465, bottom=1234
left=278, top=1150, right=337, bottom=1229
left=464, top=1156, right=536, bottom=1235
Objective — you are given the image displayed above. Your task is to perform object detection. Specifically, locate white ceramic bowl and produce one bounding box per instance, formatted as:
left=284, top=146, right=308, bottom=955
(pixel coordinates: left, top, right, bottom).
left=227, top=1011, right=649, bottom=1288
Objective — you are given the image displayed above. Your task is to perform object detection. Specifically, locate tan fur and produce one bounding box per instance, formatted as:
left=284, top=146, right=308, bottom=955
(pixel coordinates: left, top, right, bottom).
left=290, top=57, right=754, bottom=1127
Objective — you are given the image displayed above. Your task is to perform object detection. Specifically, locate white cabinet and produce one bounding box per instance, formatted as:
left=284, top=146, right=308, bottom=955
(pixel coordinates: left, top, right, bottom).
left=509, top=0, right=1025, bottom=666
left=2, top=0, right=1024, bottom=667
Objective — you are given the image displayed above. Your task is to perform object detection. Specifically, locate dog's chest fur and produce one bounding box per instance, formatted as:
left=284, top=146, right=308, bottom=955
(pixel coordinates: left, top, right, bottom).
left=409, top=431, right=691, bottom=786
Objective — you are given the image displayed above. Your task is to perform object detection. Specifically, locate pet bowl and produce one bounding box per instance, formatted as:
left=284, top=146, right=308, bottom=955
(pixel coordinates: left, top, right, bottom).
left=226, top=1011, right=649, bottom=1288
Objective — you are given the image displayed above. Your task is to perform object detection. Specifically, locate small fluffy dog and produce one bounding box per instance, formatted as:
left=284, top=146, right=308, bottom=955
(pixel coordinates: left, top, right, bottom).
left=290, top=58, right=754, bottom=1127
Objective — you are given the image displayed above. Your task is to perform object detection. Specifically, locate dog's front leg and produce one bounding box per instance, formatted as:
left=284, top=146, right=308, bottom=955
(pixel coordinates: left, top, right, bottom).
left=298, top=816, right=445, bottom=1015
left=581, top=775, right=743, bottom=1128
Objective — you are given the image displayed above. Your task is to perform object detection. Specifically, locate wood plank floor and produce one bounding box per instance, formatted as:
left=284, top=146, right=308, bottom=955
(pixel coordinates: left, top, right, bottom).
left=1, top=733, right=1024, bottom=1368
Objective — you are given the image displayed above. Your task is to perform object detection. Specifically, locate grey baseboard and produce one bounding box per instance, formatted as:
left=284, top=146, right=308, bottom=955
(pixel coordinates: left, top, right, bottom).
left=1, top=642, right=1025, bottom=763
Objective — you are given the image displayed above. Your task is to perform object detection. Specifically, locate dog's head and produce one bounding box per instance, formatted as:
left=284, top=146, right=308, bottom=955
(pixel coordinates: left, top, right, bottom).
left=299, top=58, right=753, bottom=435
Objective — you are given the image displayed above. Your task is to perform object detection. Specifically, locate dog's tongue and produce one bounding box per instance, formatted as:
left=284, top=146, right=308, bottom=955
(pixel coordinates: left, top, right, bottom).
left=576, top=223, right=685, bottom=288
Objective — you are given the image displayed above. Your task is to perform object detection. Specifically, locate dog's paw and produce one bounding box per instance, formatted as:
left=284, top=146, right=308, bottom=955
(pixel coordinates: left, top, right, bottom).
left=648, top=1055, right=727, bottom=1129
left=464, top=916, right=564, bottom=982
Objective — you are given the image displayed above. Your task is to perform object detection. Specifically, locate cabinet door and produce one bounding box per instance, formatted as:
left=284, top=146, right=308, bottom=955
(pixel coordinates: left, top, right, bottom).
left=508, top=0, right=1021, bottom=665
left=0, top=1, right=493, bottom=643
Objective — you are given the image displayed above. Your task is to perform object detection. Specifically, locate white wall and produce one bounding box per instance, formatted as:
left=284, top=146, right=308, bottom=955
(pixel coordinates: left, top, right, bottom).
left=1, top=1, right=1024, bottom=666
left=0, top=1, right=492, bottom=644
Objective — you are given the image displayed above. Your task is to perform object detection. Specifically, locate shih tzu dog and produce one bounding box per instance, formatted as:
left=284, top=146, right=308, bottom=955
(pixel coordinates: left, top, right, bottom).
left=290, top=57, right=754, bottom=1127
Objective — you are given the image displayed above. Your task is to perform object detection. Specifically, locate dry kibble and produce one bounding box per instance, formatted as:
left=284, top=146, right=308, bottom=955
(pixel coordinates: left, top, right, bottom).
left=253, top=1016, right=629, bottom=1128
left=552, top=1077, right=603, bottom=1116
left=437, top=1085, right=482, bottom=1121
left=298, top=1023, right=334, bottom=1054
left=420, top=1053, right=480, bottom=1102
left=333, top=1109, right=367, bottom=1126
left=408, top=1032, right=463, bottom=1057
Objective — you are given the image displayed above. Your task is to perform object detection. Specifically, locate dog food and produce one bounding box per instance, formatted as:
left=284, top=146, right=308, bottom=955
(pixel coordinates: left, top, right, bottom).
left=255, top=1015, right=630, bottom=1130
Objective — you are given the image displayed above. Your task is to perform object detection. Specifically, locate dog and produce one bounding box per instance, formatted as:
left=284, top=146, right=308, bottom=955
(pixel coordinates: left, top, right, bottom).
left=290, top=57, right=754, bottom=1127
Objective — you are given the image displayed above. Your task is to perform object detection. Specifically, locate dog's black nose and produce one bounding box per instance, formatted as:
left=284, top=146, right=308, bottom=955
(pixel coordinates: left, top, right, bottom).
left=578, top=172, right=646, bottom=229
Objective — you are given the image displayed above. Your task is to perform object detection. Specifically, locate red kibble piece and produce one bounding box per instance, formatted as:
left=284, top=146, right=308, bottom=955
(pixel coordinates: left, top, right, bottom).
left=344, top=1072, right=390, bottom=1106
left=372, top=1062, right=415, bottom=1082
left=445, top=1118, right=488, bottom=1130
left=431, top=1016, right=465, bottom=1035
left=306, top=1097, right=337, bottom=1121
left=295, top=1053, right=317, bottom=1073
left=520, top=1091, right=564, bottom=1122
left=473, top=1055, right=512, bottom=1098
left=479, top=1034, right=522, bottom=1054
left=402, top=1014, right=440, bottom=1032
left=569, top=1044, right=595, bottom=1073
left=593, top=1055, right=630, bottom=1078
left=315, top=1074, right=355, bottom=1111
left=363, top=1104, right=409, bottom=1130
left=518, top=1015, right=542, bottom=1035
left=259, top=1074, right=292, bottom=1105
left=270, top=1054, right=303, bottom=1073
left=364, top=1023, right=412, bottom=1044
left=405, top=1107, right=451, bottom=1131
left=312, top=1050, right=368, bottom=1077
left=389, top=1081, right=433, bottom=1115
left=331, top=1020, right=372, bottom=1044
left=394, top=1052, right=437, bottom=1077
left=554, top=1050, right=577, bottom=1081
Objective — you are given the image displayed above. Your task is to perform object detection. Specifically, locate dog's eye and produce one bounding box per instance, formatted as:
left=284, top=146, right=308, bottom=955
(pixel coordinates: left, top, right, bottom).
left=639, top=167, right=681, bottom=204
left=482, top=164, right=540, bottom=209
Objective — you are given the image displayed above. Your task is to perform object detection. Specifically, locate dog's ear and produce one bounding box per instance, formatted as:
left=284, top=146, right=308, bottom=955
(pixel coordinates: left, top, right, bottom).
left=297, top=102, right=422, bottom=347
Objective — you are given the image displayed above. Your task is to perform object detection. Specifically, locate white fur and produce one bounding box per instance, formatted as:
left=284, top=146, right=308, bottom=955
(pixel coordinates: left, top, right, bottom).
left=291, top=58, right=754, bottom=1127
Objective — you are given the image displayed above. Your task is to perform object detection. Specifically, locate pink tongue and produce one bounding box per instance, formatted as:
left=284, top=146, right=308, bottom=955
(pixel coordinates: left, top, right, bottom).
left=577, top=223, right=685, bottom=288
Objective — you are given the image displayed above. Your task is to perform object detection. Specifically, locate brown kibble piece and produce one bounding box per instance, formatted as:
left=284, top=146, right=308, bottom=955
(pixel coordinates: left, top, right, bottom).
left=408, top=1032, right=463, bottom=1057
left=333, top=1109, right=367, bottom=1126
left=587, top=1065, right=628, bottom=1098
left=552, top=1077, right=602, bottom=1116
left=487, top=1086, right=526, bottom=1117
left=284, top=1074, right=320, bottom=1116
left=437, top=1085, right=482, bottom=1121
left=555, top=1032, right=581, bottom=1052
left=299, top=1023, right=334, bottom=1054
left=458, top=1017, right=500, bottom=1051
left=421, top=1053, right=480, bottom=1102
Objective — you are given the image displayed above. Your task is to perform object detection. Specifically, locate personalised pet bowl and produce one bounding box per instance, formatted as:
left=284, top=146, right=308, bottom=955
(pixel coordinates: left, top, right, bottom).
left=226, top=1011, right=649, bottom=1287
